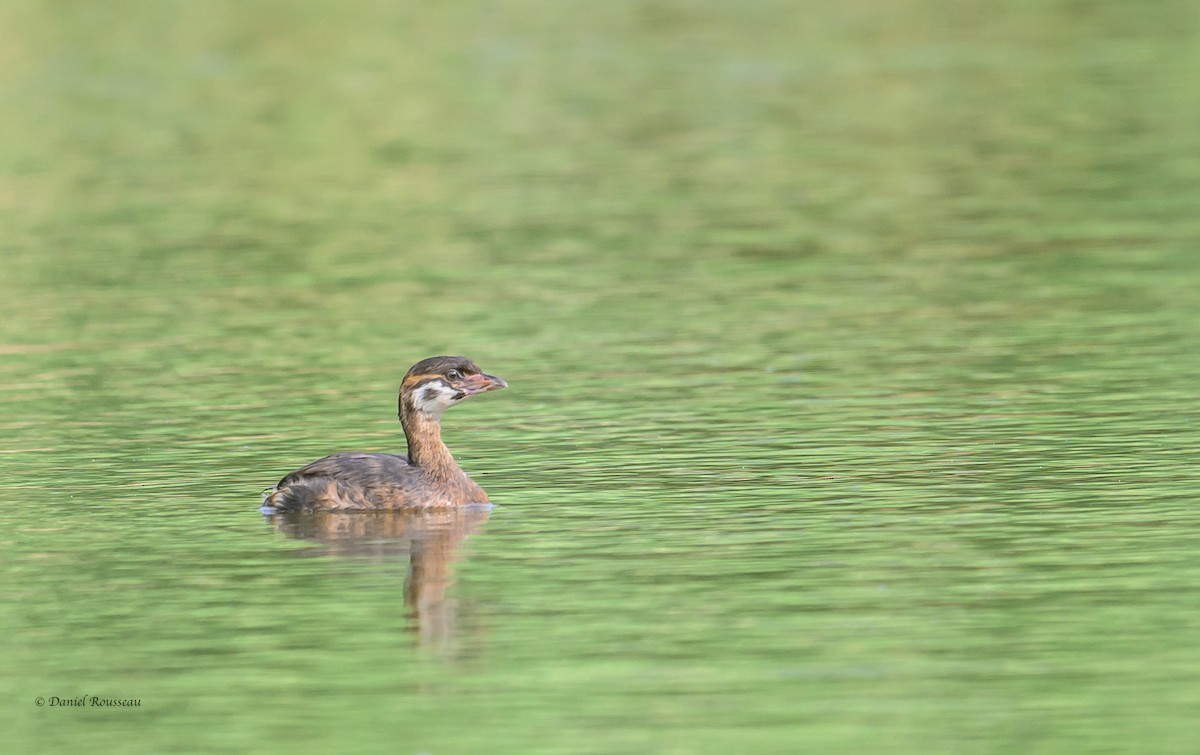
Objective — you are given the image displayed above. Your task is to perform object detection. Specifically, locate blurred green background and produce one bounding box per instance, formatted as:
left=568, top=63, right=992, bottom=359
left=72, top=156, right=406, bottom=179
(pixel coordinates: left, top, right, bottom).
left=3, top=1, right=1199, bottom=753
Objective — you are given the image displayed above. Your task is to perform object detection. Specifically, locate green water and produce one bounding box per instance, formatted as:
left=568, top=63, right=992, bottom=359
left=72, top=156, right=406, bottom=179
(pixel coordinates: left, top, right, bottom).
left=3, top=1, right=1199, bottom=752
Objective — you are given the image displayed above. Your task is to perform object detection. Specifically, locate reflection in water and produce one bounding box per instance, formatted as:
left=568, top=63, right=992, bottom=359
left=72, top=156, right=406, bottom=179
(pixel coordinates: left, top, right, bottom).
left=265, top=506, right=491, bottom=654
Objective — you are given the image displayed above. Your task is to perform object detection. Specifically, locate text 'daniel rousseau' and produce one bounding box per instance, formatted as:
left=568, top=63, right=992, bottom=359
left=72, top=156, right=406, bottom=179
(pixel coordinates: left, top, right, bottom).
left=35, top=696, right=141, bottom=708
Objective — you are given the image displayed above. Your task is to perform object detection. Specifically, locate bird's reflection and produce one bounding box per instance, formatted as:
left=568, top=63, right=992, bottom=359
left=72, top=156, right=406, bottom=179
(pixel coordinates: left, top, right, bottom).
left=264, top=505, right=490, bottom=654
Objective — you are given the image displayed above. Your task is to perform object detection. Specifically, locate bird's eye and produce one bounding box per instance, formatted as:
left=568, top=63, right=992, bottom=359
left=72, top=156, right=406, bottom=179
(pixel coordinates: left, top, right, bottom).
left=446, top=369, right=462, bottom=381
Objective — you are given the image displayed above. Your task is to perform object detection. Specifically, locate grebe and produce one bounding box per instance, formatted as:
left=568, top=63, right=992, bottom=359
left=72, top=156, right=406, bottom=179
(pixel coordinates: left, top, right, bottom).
left=262, top=356, right=507, bottom=511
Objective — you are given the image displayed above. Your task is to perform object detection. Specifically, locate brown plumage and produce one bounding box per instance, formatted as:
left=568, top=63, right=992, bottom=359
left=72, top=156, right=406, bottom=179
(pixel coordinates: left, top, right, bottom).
left=262, top=356, right=507, bottom=511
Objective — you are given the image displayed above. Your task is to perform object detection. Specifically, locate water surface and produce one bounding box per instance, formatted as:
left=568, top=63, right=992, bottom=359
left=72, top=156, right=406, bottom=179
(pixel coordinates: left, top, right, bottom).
left=3, top=1, right=1199, bottom=753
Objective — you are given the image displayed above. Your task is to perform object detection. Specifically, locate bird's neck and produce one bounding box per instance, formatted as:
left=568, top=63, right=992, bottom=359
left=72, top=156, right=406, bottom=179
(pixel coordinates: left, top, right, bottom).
left=401, top=408, right=463, bottom=481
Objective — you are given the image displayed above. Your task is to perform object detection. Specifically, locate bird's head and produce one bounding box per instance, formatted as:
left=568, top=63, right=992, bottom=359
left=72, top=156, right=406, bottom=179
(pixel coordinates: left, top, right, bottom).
left=399, top=355, right=507, bottom=420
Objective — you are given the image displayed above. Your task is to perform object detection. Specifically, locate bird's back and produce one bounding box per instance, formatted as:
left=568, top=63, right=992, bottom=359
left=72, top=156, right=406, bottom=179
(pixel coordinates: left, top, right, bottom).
left=265, top=452, right=435, bottom=511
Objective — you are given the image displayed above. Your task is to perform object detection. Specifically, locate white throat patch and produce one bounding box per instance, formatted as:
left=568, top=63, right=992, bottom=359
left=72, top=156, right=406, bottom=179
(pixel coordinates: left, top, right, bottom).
left=412, top=379, right=464, bottom=418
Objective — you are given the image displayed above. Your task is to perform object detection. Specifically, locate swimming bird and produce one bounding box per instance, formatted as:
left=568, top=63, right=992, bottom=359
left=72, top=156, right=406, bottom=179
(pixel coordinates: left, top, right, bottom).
left=262, top=356, right=507, bottom=511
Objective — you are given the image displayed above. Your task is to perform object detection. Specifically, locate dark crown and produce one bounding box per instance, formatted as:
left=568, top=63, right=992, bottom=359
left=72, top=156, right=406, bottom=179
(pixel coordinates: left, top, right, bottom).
left=404, top=355, right=481, bottom=379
